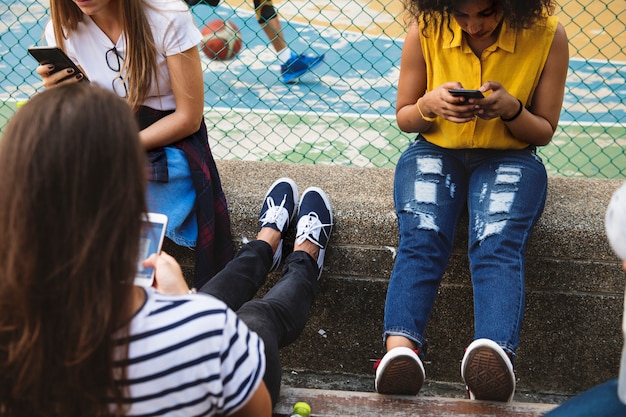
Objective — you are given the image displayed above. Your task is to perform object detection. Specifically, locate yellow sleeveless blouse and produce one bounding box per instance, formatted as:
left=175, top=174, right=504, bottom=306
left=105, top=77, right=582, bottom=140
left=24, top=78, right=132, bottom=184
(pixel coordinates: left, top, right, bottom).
left=419, top=15, right=559, bottom=149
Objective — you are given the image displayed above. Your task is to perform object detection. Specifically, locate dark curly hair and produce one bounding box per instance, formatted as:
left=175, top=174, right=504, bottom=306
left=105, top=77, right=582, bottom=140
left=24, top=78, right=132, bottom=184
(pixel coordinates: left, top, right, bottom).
left=404, top=0, right=556, bottom=31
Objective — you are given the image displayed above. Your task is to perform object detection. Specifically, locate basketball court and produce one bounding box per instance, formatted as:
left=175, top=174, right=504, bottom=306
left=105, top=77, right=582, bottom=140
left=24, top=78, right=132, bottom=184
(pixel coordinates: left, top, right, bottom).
left=0, top=0, right=624, bottom=175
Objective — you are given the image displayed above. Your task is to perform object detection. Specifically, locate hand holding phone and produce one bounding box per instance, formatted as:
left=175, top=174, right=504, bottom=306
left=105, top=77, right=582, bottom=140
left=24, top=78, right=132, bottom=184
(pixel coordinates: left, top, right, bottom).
left=149, top=251, right=190, bottom=295
left=135, top=213, right=168, bottom=287
left=28, top=46, right=89, bottom=83
left=449, top=89, right=484, bottom=99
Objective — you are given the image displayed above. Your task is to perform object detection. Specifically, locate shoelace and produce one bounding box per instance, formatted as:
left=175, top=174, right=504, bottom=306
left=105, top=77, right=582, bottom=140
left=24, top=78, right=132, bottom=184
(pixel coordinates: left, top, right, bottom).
left=260, top=194, right=288, bottom=227
left=372, top=349, right=421, bottom=371
left=295, top=212, right=332, bottom=247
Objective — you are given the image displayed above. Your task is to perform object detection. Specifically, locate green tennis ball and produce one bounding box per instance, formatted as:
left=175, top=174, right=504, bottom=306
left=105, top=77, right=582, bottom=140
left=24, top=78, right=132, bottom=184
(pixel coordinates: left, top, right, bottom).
left=293, top=402, right=311, bottom=417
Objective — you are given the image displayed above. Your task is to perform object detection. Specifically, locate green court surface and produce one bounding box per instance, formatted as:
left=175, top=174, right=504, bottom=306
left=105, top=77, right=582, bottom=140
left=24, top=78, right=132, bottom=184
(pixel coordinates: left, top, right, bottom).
left=1, top=102, right=623, bottom=179
left=0, top=101, right=17, bottom=129
left=0, top=101, right=626, bottom=178
left=1, top=0, right=624, bottom=179
left=546, top=124, right=626, bottom=179
left=203, top=107, right=626, bottom=179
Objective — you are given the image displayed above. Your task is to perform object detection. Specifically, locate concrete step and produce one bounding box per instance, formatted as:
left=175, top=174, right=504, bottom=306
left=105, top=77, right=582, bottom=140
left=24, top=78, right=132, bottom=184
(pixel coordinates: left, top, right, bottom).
left=272, top=387, right=556, bottom=417
left=169, top=160, right=626, bottom=398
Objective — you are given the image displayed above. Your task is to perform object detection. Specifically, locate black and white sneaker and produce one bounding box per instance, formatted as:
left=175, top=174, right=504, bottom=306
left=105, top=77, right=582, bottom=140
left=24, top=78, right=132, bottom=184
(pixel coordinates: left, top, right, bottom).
left=259, top=178, right=298, bottom=272
left=295, top=187, right=333, bottom=278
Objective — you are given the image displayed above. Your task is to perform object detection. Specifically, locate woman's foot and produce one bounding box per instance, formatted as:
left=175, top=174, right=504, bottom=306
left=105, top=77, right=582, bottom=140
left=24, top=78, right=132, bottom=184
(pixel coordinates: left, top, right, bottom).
left=461, top=338, right=516, bottom=402
left=258, top=178, right=298, bottom=271
left=293, top=187, right=333, bottom=278
left=375, top=346, right=425, bottom=395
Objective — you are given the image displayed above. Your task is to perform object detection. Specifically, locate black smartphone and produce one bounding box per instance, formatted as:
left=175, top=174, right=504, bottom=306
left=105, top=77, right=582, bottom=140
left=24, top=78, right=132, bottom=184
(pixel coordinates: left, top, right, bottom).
left=449, top=89, right=484, bottom=99
left=135, top=213, right=168, bottom=287
left=27, top=46, right=89, bottom=83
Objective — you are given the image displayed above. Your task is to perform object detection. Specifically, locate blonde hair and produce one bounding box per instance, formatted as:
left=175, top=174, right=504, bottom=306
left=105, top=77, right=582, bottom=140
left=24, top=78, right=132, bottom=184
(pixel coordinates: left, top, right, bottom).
left=49, top=0, right=158, bottom=110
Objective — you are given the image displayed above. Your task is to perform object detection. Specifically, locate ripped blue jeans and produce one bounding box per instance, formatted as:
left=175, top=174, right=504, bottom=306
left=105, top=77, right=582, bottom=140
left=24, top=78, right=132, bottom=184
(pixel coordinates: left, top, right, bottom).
left=383, top=137, right=547, bottom=358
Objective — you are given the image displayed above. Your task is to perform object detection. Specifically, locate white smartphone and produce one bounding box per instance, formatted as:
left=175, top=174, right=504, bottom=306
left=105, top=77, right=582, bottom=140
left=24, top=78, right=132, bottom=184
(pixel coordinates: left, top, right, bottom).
left=134, top=213, right=168, bottom=287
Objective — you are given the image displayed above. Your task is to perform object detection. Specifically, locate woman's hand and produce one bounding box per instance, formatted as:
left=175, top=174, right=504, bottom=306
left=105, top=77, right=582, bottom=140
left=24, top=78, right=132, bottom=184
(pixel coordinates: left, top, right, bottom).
left=145, top=251, right=190, bottom=295
left=35, top=64, right=85, bottom=89
left=471, top=81, right=519, bottom=120
left=422, top=82, right=479, bottom=123
left=434, top=82, right=484, bottom=123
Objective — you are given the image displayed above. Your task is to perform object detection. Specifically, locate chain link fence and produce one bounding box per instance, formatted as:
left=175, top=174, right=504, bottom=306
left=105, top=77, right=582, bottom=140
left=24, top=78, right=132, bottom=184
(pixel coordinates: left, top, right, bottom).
left=1, top=0, right=624, bottom=178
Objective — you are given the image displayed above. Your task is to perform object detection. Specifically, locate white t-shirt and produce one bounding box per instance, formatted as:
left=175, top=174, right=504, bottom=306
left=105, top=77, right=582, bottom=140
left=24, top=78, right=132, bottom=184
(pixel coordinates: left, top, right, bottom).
left=44, top=0, right=202, bottom=110
left=115, top=287, right=266, bottom=416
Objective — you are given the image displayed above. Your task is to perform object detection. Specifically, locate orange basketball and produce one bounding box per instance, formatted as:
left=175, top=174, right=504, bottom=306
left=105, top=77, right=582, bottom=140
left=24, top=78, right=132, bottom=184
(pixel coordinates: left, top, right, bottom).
left=200, top=19, right=243, bottom=61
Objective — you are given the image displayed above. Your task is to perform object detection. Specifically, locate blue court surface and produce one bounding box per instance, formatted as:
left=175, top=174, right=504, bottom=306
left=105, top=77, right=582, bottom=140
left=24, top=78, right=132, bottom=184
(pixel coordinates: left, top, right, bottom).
left=2, top=2, right=624, bottom=124
left=1, top=2, right=624, bottom=175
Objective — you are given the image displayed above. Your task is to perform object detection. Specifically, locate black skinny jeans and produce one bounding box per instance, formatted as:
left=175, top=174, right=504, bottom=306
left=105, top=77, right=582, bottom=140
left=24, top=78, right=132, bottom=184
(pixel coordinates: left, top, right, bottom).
left=199, top=240, right=320, bottom=405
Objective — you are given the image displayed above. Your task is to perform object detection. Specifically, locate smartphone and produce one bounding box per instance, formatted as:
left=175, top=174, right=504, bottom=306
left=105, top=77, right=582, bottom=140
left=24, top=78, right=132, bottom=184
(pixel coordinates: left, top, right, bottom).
left=135, top=213, right=168, bottom=287
left=449, top=89, right=484, bottom=99
left=27, top=46, right=89, bottom=83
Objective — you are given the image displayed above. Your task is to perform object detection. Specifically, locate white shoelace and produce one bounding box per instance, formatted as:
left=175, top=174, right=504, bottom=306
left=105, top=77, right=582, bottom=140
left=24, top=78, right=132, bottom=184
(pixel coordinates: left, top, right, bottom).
left=260, top=194, right=289, bottom=229
left=296, top=212, right=332, bottom=247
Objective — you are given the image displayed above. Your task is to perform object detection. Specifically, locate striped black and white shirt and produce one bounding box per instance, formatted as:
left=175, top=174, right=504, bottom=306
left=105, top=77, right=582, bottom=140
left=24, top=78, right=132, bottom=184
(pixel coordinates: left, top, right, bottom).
left=114, top=287, right=265, bottom=416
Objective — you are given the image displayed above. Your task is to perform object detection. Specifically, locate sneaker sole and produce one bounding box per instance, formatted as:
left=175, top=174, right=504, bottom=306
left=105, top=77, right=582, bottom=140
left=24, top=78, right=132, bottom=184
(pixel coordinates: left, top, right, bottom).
left=375, top=348, right=424, bottom=396
left=461, top=340, right=515, bottom=402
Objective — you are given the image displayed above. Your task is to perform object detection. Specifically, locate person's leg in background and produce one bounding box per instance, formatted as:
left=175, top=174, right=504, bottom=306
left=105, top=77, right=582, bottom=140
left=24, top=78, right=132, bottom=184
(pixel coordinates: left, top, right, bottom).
left=183, top=0, right=325, bottom=83
left=254, top=0, right=325, bottom=83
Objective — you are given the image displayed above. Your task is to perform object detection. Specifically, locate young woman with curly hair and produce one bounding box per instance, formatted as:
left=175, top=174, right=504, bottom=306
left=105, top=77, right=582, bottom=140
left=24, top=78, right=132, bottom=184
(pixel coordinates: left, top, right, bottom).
left=374, top=0, right=569, bottom=401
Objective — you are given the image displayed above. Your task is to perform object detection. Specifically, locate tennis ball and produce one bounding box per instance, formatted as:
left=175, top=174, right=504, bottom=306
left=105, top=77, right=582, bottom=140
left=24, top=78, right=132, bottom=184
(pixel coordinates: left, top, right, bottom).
left=293, top=401, right=311, bottom=417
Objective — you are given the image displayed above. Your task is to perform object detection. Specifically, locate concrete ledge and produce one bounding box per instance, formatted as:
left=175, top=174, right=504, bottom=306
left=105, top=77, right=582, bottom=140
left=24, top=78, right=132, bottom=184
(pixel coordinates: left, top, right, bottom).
left=272, top=387, right=556, bottom=416
left=165, top=160, right=625, bottom=398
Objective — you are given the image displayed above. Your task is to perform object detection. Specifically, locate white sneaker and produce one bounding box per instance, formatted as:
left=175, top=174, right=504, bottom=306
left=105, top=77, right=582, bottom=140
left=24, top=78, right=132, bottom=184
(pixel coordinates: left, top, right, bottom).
left=374, top=347, right=425, bottom=395
left=461, top=338, right=516, bottom=402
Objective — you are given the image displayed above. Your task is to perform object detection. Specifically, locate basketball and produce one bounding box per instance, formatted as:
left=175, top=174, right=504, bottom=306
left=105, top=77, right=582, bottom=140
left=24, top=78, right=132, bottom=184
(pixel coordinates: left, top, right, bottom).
left=200, top=19, right=243, bottom=61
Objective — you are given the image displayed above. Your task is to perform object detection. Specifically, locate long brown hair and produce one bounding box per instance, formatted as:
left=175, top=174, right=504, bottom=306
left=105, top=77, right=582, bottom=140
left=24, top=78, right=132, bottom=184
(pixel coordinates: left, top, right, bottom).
left=0, top=84, right=147, bottom=416
left=49, top=0, right=158, bottom=111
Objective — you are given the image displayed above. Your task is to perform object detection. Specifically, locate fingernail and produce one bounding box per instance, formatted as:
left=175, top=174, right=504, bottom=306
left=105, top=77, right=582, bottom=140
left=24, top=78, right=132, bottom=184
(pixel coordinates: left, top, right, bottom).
left=47, top=64, right=54, bottom=70
left=66, top=68, right=74, bottom=74
left=76, top=74, right=83, bottom=80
